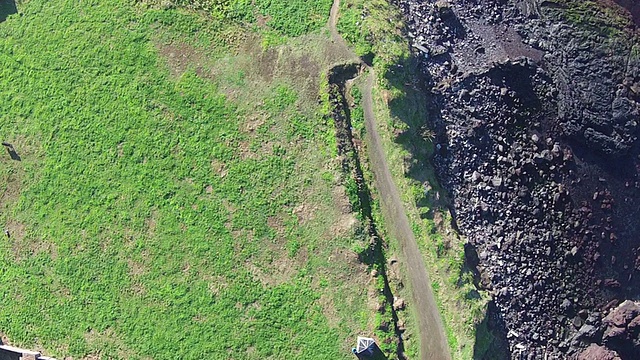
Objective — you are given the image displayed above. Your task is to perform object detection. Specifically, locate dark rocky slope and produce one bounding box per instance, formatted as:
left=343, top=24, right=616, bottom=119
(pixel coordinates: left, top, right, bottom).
left=391, top=0, right=640, bottom=358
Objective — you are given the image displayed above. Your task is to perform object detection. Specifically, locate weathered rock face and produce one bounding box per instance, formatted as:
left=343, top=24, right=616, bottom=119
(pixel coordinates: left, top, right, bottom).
left=392, top=0, right=640, bottom=358
left=578, top=343, right=621, bottom=360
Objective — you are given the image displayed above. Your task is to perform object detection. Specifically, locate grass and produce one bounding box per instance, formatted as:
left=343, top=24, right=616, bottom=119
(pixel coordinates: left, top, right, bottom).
left=338, top=0, right=491, bottom=358
left=551, top=0, right=632, bottom=37
left=0, top=0, right=378, bottom=359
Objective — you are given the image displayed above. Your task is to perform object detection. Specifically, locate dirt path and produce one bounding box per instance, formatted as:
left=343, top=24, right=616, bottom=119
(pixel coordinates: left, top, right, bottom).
left=326, top=0, right=451, bottom=358
left=328, top=0, right=353, bottom=54
left=361, top=73, right=451, bottom=360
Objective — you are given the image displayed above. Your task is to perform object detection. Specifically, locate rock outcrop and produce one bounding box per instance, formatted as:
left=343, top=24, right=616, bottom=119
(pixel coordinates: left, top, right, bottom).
left=392, top=0, right=640, bottom=358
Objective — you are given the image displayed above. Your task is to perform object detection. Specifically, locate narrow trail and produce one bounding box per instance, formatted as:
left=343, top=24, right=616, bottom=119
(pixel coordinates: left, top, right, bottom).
left=326, top=0, right=451, bottom=358
left=361, top=72, right=451, bottom=360
left=328, top=0, right=353, bottom=53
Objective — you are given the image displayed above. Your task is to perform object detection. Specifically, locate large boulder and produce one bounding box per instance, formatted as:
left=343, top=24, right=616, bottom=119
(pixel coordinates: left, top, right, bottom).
left=577, top=344, right=621, bottom=360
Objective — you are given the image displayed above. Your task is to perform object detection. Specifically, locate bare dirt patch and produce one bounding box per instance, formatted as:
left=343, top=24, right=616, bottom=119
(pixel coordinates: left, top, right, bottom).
left=332, top=184, right=353, bottom=214
left=246, top=216, right=311, bottom=287
left=266, top=214, right=287, bottom=234
left=78, top=355, right=101, bottom=360
left=230, top=31, right=353, bottom=101
left=293, top=201, right=316, bottom=225
left=9, top=222, right=58, bottom=261
left=317, top=293, right=340, bottom=327
left=204, top=274, right=230, bottom=296
left=246, top=255, right=298, bottom=287
left=326, top=247, right=368, bottom=281
left=0, top=136, right=37, bottom=209
left=246, top=234, right=310, bottom=287
left=145, top=210, right=158, bottom=237
left=5, top=219, right=25, bottom=242
left=127, top=258, right=147, bottom=277
left=156, top=42, right=213, bottom=79
left=81, top=328, right=138, bottom=360
left=241, top=113, right=267, bottom=134
left=236, top=140, right=259, bottom=160
left=210, top=158, right=228, bottom=177
left=327, top=213, right=358, bottom=239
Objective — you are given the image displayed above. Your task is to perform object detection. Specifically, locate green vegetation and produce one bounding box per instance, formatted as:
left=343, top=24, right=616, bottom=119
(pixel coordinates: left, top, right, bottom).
left=141, top=0, right=332, bottom=37
left=0, top=0, right=376, bottom=359
left=338, top=0, right=406, bottom=65
left=336, top=1, right=373, bottom=57
left=552, top=0, right=632, bottom=37
left=349, top=86, right=365, bottom=136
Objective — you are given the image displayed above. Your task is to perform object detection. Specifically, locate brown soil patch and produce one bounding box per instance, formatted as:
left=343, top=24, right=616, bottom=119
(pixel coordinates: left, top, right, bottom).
left=245, top=223, right=310, bottom=287
left=242, top=113, right=267, bottom=134
left=222, top=199, right=236, bottom=215
left=326, top=247, right=368, bottom=280
left=156, top=42, right=212, bottom=80
left=0, top=136, right=35, bottom=208
left=236, top=140, right=259, bottom=160
left=129, top=282, right=147, bottom=296
left=256, top=47, right=278, bottom=82
left=317, top=293, right=340, bottom=327
left=81, top=328, right=138, bottom=360
left=233, top=33, right=335, bottom=100
left=246, top=346, right=257, bottom=356
left=79, top=355, right=101, bottom=360
left=267, top=214, right=287, bottom=234
left=127, top=258, right=147, bottom=277
left=9, top=222, right=58, bottom=261
left=236, top=35, right=278, bottom=82
left=332, top=184, right=353, bottom=214
left=5, top=219, right=25, bottom=242
left=246, top=253, right=299, bottom=287
left=205, top=274, right=229, bottom=295
left=293, top=201, right=316, bottom=225
left=256, top=14, right=271, bottom=29
left=210, top=158, right=228, bottom=177
left=327, top=213, right=358, bottom=238
left=145, top=210, right=158, bottom=237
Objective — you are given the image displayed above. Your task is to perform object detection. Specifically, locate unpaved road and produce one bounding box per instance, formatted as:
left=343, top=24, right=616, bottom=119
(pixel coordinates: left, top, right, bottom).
left=362, top=72, right=451, bottom=360
left=327, top=0, right=451, bottom=358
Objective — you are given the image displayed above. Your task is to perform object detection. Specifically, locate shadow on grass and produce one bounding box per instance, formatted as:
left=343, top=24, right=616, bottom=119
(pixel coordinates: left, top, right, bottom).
left=2, top=142, right=20, bottom=161
left=473, top=301, right=510, bottom=360
left=0, top=0, right=16, bottom=23
left=381, top=53, right=509, bottom=358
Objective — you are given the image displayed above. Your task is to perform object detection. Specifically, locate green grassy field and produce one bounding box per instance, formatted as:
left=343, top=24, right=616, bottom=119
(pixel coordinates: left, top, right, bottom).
left=0, top=0, right=381, bottom=358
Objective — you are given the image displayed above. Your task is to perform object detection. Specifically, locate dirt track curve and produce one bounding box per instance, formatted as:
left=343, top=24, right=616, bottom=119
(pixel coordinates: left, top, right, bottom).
left=327, top=1, right=451, bottom=359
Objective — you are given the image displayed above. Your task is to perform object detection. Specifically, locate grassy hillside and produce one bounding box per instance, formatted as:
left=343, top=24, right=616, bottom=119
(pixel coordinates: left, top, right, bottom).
left=0, top=0, right=377, bottom=358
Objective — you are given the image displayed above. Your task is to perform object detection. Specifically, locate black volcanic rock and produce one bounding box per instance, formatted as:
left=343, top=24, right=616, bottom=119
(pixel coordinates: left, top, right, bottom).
left=391, top=0, right=640, bottom=358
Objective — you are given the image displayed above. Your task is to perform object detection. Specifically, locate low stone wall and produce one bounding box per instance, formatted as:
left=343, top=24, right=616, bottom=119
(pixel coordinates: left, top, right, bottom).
left=0, top=344, right=56, bottom=360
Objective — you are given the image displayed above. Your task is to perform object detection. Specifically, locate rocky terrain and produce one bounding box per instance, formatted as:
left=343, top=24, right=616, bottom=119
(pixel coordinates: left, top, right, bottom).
left=391, top=0, right=640, bottom=358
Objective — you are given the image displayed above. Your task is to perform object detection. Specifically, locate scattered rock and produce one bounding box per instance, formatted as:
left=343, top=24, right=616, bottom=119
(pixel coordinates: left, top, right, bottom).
left=577, top=344, right=621, bottom=360
left=393, top=0, right=640, bottom=357
left=393, top=297, right=406, bottom=311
